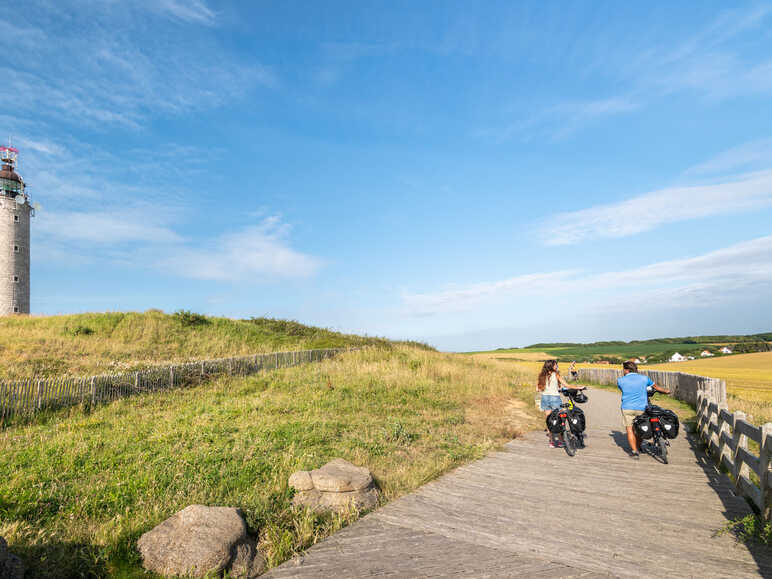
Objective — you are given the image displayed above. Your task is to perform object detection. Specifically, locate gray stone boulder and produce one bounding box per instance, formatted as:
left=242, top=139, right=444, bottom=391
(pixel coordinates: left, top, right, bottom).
left=0, top=536, right=24, bottom=579
left=137, top=505, right=265, bottom=578
left=290, top=459, right=379, bottom=513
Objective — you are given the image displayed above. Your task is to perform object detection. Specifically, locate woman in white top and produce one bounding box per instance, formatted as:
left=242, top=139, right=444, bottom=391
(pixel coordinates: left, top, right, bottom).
left=538, top=359, right=571, bottom=447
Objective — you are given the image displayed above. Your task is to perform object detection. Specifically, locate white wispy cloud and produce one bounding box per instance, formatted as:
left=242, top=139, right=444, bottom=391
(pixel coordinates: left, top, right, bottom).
left=685, top=138, right=772, bottom=176
left=402, top=271, right=576, bottom=315
left=403, top=235, right=772, bottom=317
left=541, top=170, right=772, bottom=246
left=479, top=97, right=639, bottom=142
left=155, top=0, right=216, bottom=26
left=483, top=6, right=772, bottom=143
left=160, top=217, right=323, bottom=281
left=13, top=136, right=66, bottom=158
left=36, top=210, right=183, bottom=244
left=2, top=1, right=273, bottom=131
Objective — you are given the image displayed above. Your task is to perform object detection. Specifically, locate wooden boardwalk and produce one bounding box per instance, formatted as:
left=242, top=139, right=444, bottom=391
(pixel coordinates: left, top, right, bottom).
left=266, top=388, right=772, bottom=578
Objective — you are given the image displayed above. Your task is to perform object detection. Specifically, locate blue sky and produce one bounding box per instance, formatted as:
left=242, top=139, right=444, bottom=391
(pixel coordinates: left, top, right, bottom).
left=4, top=1, right=772, bottom=350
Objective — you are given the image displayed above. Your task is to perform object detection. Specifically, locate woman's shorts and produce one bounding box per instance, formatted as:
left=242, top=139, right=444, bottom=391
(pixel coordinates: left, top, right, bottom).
left=540, top=394, right=562, bottom=411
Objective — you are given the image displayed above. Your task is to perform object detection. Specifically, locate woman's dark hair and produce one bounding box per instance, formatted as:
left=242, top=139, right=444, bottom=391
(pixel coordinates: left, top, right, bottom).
left=537, top=359, right=558, bottom=391
left=623, top=360, right=638, bottom=373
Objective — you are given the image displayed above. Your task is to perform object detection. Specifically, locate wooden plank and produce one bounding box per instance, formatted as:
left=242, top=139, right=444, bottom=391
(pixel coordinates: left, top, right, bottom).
left=738, top=475, right=764, bottom=512
left=736, top=419, right=762, bottom=443
left=736, top=446, right=761, bottom=478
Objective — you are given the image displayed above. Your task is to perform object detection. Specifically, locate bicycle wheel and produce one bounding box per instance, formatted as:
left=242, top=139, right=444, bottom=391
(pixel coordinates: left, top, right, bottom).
left=657, top=437, right=668, bottom=464
left=564, top=426, right=577, bottom=457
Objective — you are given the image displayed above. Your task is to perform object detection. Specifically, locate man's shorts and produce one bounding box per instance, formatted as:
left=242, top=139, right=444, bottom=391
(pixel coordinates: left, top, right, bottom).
left=621, top=409, right=643, bottom=428
left=540, top=394, right=562, bottom=411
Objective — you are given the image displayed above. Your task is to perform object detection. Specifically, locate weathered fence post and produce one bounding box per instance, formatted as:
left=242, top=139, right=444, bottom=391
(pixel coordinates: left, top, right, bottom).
left=134, top=372, right=139, bottom=391
left=732, top=411, right=750, bottom=489
left=760, top=423, right=772, bottom=521
left=90, top=376, right=96, bottom=406
left=169, top=366, right=174, bottom=389
left=36, top=379, right=43, bottom=411
left=717, top=402, right=731, bottom=469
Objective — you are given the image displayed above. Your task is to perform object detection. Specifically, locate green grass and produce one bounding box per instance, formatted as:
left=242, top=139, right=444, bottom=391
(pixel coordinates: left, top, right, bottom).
left=0, top=311, right=430, bottom=379
left=717, top=514, right=772, bottom=547
left=0, top=346, right=539, bottom=577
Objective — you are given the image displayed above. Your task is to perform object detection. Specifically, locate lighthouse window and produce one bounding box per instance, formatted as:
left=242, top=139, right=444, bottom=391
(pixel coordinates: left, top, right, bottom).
left=12, top=275, right=19, bottom=283
left=13, top=215, right=19, bottom=222
left=13, top=245, right=18, bottom=252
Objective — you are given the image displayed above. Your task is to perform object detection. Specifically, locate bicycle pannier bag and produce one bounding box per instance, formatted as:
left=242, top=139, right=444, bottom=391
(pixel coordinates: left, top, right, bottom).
left=633, top=414, right=654, bottom=439
left=568, top=407, right=586, bottom=434
left=546, top=408, right=564, bottom=434
left=659, top=409, right=679, bottom=439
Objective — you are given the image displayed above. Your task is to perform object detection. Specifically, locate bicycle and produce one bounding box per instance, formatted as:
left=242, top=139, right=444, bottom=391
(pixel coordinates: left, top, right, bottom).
left=635, top=388, right=677, bottom=464
left=552, top=388, right=588, bottom=457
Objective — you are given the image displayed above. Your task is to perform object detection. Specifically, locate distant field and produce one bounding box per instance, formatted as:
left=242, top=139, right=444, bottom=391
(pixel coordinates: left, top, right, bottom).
left=481, top=343, right=725, bottom=362
left=649, top=352, right=772, bottom=422
left=475, top=333, right=772, bottom=365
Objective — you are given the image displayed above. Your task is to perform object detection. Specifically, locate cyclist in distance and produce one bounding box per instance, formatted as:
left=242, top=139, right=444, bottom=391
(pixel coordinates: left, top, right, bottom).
left=618, top=360, right=671, bottom=459
left=538, top=360, right=583, bottom=447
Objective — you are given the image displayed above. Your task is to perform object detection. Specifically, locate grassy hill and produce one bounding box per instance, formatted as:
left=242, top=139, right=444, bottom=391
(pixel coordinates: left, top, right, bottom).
left=0, top=346, right=539, bottom=577
left=0, top=310, right=427, bottom=379
left=481, top=332, right=772, bottom=364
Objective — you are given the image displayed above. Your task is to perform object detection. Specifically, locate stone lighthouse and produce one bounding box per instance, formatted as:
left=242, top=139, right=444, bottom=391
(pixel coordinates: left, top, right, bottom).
left=0, top=145, right=32, bottom=314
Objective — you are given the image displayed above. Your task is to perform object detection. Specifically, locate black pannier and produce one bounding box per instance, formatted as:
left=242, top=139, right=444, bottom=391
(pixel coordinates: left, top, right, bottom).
left=659, top=409, right=679, bottom=439
left=568, top=407, right=586, bottom=434
left=633, top=414, right=654, bottom=439
left=546, top=408, right=564, bottom=433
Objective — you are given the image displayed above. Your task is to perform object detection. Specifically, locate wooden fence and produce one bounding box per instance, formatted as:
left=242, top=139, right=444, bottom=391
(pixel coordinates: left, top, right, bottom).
left=578, top=367, right=770, bottom=519
left=0, top=348, right=345, bottom=422
left=577, top=367, right=726, bottom=406
left=696, top=391, right=771, bottom=520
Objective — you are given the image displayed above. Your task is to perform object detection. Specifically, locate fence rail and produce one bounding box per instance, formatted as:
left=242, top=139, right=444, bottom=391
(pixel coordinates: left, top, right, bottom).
left=0, top=348, right=345, bottom=422
left=578, top=367, right=770, bottom=519
left=696, top=392, right=771, bottom=520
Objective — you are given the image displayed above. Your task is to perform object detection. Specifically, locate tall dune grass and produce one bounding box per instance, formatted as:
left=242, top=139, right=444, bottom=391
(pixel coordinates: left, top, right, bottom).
left=0, top=311, right=424, bottom=379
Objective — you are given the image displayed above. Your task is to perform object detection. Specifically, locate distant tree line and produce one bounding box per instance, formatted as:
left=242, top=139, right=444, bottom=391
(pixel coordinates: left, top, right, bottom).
left=526, top=332, right=772, bottom=349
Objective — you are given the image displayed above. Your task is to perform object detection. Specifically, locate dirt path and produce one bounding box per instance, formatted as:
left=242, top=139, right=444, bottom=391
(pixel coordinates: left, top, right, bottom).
left=266, top=388, right=772, bottom=578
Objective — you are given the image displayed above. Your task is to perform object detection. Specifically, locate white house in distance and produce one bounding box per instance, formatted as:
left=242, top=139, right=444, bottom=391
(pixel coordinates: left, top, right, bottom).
left=701, top=350, right=714, bottom=357
left=720, top=346, right=733, bottom=354
left=669, top=352, right=687, bottom=362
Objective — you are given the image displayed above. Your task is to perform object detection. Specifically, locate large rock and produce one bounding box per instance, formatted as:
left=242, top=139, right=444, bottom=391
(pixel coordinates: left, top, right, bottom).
left=290, top=459, right=379, bottom=513
left=0, top=536, right=24, bottom=579
left=137, top=505, right=265, bottom=578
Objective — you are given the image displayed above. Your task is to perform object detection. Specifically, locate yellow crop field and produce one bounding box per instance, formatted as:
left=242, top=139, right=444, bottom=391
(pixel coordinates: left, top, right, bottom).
left=648, top=352, right=772, bottom=394
left=649, top=352, right=772, bottom=423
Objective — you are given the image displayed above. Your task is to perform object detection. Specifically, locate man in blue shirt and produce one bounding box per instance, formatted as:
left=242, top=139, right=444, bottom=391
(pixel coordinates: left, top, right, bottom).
left=617, top=360, right=670, bottom=459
